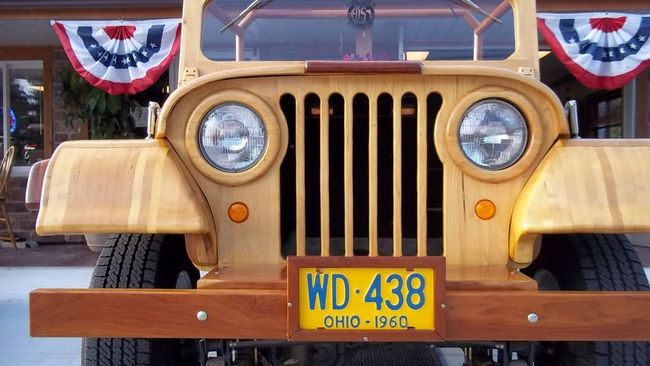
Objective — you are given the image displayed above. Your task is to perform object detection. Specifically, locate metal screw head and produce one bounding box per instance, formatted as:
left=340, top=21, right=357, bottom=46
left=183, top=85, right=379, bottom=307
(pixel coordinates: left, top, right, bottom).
left=197, top=310, right=208, bottom=322
left=441, top=303, right=447, bottom=309
left=287, top=302, right=293, bottom=308
left=363, top=337, right=369, bottom=342
left=527, top=312, right=539, bottom=324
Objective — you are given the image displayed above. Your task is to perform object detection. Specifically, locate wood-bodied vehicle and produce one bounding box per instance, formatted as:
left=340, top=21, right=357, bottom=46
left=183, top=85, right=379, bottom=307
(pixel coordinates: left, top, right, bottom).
left=29, top=0, right=650, bottom=365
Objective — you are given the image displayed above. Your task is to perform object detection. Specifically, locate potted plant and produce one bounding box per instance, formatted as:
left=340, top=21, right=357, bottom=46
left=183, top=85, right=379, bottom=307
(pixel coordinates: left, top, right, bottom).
left=60, top=68, right=139, bottom=139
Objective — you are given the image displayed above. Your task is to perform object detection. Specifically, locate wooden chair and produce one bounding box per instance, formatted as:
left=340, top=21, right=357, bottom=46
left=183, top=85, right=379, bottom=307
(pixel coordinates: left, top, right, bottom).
left=0, top=146, right=17, bottom=249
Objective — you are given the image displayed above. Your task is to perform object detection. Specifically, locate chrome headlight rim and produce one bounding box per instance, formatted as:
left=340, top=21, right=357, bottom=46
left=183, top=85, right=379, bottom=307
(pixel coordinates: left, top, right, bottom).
left=458, top=98, right=528, bottom=171
left=185, top=89, right=284, bottom=186
left=443, top=89, right=543, bottom=183
left=198, top=101, right=267, bottom=173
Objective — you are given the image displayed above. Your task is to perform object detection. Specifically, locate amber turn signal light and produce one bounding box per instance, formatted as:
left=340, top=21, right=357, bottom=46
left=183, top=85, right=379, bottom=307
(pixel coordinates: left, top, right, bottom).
left=475, top=199, right=496, bottom=220
left=228, top=202, right=249, bottom=223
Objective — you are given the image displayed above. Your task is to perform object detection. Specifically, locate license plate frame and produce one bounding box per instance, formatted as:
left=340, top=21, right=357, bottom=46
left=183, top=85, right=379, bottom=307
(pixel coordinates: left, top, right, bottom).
left=287, top=256, right=446, bottom=342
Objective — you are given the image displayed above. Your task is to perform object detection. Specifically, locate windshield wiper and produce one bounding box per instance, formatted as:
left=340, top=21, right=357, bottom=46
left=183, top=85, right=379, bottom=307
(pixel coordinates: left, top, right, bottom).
left=452, top=0, right=502, bottom=24
left=220, top=0, right=274, bottom=33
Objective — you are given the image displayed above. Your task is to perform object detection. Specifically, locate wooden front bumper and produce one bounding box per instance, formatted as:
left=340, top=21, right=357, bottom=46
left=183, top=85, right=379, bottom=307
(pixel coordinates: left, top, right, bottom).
left=30, top=288, right=650, bottom=341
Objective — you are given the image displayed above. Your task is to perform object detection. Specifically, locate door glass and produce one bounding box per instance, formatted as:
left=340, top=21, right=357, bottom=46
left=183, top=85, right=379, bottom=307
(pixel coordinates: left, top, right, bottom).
left=1, top=61, right=44, bottom=166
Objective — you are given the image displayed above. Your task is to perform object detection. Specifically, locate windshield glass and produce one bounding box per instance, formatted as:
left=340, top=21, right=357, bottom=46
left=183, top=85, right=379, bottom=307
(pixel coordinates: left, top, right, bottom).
left=202, top=0, right=515, bottom=61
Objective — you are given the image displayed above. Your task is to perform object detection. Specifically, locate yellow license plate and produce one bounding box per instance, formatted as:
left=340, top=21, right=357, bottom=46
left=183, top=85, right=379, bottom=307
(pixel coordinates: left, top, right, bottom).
left=298, top=267, right=435, bottom=330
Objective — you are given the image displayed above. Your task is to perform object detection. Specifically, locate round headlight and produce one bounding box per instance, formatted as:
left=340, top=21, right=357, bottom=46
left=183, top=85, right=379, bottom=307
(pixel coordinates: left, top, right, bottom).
left=199, top=103, right=266, bottom=173
left=458, top=99, right=528, bottom=170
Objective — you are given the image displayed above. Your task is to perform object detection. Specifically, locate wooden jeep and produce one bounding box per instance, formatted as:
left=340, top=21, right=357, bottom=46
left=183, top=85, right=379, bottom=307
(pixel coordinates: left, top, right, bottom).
left=30, top=0, right=650, bottom=365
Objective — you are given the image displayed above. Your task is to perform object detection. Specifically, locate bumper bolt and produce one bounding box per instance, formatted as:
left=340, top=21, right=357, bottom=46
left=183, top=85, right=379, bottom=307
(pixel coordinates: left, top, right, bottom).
left=527, top=312, right=539, bottom=324
left=197, top=310, right=208, bottom=322
left=363, top=337, right=369, bottom=342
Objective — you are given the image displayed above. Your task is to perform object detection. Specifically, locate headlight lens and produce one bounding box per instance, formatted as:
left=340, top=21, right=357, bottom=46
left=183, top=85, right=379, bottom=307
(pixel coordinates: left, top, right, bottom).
left=458, top=99, right=528, bottom=170
left=199, top=103, right=266, bottom=172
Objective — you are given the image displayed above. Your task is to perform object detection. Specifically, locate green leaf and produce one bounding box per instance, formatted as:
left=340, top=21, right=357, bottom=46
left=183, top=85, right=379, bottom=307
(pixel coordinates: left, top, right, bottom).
left=106, top=95, right=120, bottom=114
left=70, top=72, right=83, bottom=90
left=96, top=93, right=106, bottom=115
left=87, top=89, right=102, bottom=110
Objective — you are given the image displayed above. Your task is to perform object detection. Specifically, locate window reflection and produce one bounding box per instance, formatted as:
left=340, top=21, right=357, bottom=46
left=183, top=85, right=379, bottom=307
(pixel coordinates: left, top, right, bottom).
left=1, top=64, right=44, bottom=166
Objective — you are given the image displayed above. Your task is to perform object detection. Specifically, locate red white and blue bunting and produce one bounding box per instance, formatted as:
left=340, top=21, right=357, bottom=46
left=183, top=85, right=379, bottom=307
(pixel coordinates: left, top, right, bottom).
left=538, top=13, right=650, bottom=90
left=51, top=19, right=181, bottom=95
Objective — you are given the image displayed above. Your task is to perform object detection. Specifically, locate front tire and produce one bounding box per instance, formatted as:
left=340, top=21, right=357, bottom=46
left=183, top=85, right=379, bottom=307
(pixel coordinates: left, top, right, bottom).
left=82, top=234, right=200, bottom=366
left=525, top=234, right=650, bottom=366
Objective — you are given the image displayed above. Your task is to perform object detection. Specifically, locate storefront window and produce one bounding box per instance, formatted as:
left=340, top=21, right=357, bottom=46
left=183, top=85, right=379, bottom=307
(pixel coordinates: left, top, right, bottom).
left=592, top=93, right=623, bottom=138
left=0, top=61, right=44, bottom=167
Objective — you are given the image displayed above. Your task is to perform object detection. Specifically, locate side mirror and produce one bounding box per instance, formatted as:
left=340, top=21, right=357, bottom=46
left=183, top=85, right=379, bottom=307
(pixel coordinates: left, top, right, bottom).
left=147, top=101, right=161, bottom=139
left=564, top=100, right=580, bottom=138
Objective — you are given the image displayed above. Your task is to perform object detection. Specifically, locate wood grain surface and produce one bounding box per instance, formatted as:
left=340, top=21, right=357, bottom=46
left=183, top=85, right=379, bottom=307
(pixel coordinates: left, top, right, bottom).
left=162, top=70, right=566, bottom=267
left=36, top=140, right=210, bottom=235
left=31, top=288, right=650, bottom=341
left=175, top=0, right=540, bottom=76
left=510, top=139, right=650, bottom=264
left=197, top=263, right=536, bottom=291
left=30, top=288, right=286, bottom=339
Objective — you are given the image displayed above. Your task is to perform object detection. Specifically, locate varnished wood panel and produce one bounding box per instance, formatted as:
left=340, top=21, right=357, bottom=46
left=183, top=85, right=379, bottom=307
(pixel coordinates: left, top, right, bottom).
left=446, top=290, right=650, bottom=341
left=198, top=264, right=287, bottom=290
left=393, top=97, right=403, bottom=256
left=30, top=288, right=286, bottom=339
left=161, top=69, right=566, bottom=268
left=510, top=139, right=650, bottom=264
left=31, top=288, right=650, bottom=341
left=305, top=61, right=422, bottom=74
left=368, top=97, right=379, bottom=257
left=344, top=97, right=354, bottom=256
left=446, top=266, right=537, bottom=291
left=177, top=0, right=540, bottom=76
left=197, top=263, right=536, bottom=291
left=36, top=140, right=210, bottom=235
left=320, top=97, right=331, bottom=256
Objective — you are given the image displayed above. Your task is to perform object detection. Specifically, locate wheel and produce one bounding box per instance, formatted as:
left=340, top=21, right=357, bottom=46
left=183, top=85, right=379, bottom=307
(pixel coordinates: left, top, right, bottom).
left=82, top=234, right=200, bottom=366
left=524, top=234, right=650, bottom=366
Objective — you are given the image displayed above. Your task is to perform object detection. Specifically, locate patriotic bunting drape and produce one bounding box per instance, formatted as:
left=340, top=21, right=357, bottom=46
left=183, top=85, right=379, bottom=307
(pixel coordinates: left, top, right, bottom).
left=51, top=19, right=181, bottom=95
left=538, top=13, right=650, bottom=90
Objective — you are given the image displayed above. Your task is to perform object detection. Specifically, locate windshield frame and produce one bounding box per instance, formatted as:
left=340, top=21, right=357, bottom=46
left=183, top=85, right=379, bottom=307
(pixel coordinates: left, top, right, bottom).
left=178, top=0, right=539, bottom=74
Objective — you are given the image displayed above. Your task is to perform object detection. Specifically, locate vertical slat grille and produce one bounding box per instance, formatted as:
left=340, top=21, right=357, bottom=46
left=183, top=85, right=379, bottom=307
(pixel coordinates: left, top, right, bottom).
left=280, top=83, right=443, bottom=258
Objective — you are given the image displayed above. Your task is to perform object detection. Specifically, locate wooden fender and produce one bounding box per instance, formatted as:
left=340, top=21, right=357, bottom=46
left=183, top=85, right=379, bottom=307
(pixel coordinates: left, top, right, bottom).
left=510, top=139, right=650, bottom=264
left=36, top=139, right=212, bottom=236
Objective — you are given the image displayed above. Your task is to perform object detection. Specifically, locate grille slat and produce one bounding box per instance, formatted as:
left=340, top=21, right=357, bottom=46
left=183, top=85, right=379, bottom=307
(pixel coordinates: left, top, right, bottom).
left=295, top=96, right=306, bottom=256
left=393, top=95, right=403, bottom=256
left=417, top=97, right=428, bottom=256
left=368, top=95, right=379, bottom=257
left=344, top=96, right=354, bottom=257
left=320, top=96, right=330, bottom=256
